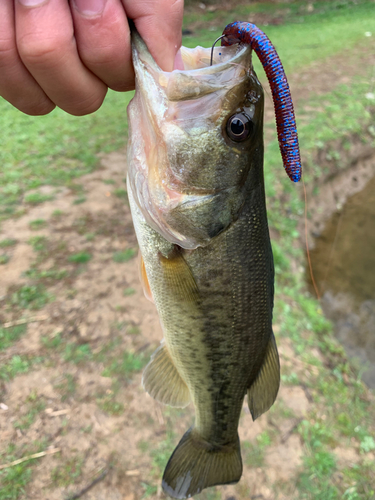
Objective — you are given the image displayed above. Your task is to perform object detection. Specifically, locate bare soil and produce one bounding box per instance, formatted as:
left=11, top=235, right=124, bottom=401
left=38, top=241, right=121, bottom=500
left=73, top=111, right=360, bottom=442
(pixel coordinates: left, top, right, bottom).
left=0, top=34, right=375, bottom=500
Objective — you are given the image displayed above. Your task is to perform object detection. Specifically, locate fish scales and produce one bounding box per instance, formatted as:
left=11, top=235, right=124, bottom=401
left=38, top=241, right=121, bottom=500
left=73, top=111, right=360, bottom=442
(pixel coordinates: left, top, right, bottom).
left=127, top=29, right=284, bottom=499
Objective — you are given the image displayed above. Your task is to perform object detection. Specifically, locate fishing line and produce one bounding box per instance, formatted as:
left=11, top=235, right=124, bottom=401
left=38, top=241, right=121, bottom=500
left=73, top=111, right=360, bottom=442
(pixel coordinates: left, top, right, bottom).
left=303, top=175, right=320, bottom=300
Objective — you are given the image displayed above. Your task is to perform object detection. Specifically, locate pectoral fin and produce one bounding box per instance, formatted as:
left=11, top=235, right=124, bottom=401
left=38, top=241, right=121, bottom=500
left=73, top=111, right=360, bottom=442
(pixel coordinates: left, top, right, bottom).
left=139, top=251, right=153, bottom=302
left=158, top=247, right=199, bottom=303
left=247, top=333, right=280, bottom=421
left=142, top=341, right=191, bottom=408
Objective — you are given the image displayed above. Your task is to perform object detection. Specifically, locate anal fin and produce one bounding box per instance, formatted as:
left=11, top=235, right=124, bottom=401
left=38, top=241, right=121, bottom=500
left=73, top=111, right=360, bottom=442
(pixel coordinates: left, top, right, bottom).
left=142, top=341, right=191, bottom=408
left=247, top=332, right=280, bottom=421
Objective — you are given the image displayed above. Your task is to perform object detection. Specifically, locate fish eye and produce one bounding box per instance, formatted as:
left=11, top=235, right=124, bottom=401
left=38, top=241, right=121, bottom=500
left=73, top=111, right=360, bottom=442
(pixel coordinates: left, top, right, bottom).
left=226, top=113, right=253, bottom=142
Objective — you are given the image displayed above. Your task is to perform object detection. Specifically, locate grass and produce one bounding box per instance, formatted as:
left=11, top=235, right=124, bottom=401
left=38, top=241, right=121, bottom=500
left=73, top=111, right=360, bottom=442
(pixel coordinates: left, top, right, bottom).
left=10, top=284, right=52, bottom=310
left=13, top=392, right=46, bottom=431
left=0, top=442, right=47, bottom=500
left=29, top=219, right=47, bottom=230
left=112, top=248, right=136, bottom=263
left=0, top=90, right=134, bottom=222
left=50, top=456, right=84, bottom=487
left=102, top=351, right=147, bottom=380
left=0, top=255, right=10, bottom=265
left=0, top=324, right=27, bottom=351
left=243, top=431, right=273, bottom=468
left=0, top=355, right=43, bottom=381
left=0, top=238, right=17, bottom=248
left=68, top=251, right=92, bottom=264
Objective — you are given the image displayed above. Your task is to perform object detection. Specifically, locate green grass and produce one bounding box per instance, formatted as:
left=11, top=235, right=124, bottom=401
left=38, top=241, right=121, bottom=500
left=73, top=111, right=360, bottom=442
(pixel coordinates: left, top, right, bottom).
left=102, top=351, right=147, bottom=380
left=63, top=342, right=93, bottom=364
left=24, top=193, right=53, bottom=205
left=0, top=255, right=10, bottom=265
left=10, top=284, right=52, bottom=310
left=54, top=373, right=77, bottom=402
left=0, top=355, right=43, bottom=381
left=112, top=248, right=136, bottom=263
left=68, top=251, right=92, bottom=264
left=28, top=236, right=48, bottom=252
left=123, top=287, right=136, bottom=296
left=29, top=219, right=47, bottom=230
left=0, top=324, right=27, bottom=351
left=0, top=238, right=17, bottom=248
left=0, top=442, right=47, bottom=500
left=113, top=188, right=128, bottom=199
left=183, top=1, right=375, bottom=76
left=50, top=456, right=84, bottom=487
left=14, top=392, right=46, bottom=431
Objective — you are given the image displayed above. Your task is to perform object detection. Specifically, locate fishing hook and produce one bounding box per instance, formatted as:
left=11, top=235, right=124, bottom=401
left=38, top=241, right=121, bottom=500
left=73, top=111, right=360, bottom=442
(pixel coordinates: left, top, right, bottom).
left=210, top=35, right=225, bottom=66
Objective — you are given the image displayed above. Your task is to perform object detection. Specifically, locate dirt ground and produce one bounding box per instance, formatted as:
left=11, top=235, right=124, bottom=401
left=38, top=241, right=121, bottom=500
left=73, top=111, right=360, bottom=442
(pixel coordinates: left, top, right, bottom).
left=0, top=33, right=374, bottom=500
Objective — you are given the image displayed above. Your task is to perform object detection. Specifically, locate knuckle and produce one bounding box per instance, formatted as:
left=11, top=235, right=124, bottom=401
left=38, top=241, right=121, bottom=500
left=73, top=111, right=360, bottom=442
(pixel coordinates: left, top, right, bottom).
left=66, top=90, right=107, bottom=116
left=0, top=37, right=17, bottom=65
left=17, top=33, right=69, bottom=68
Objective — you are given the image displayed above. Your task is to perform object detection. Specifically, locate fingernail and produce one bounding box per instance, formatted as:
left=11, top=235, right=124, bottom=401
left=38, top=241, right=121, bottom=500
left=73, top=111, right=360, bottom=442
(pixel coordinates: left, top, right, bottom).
left=73, top=0, right=106, bottom=15
left=18, top=0, right=49, bottom=6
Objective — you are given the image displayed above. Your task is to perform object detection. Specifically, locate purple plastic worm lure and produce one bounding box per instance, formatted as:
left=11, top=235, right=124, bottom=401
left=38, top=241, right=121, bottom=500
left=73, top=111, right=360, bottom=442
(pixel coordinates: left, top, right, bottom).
left=222, top=21, right=302, bottom=182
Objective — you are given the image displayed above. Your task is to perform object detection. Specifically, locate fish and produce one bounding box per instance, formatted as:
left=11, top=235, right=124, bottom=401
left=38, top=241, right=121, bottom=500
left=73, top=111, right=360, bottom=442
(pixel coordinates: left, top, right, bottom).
left=126, top=26, right=300, bottom=499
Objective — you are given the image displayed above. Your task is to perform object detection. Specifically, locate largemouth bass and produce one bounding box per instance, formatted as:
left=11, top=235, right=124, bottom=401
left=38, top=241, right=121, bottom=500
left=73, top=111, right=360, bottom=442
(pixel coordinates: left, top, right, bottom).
left=127, top=26, right=299, bottom=499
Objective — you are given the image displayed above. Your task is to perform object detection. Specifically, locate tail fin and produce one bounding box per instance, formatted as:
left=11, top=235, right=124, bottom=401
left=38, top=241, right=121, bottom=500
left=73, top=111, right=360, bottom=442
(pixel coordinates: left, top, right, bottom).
left=162, top=428, right=242, bottom=499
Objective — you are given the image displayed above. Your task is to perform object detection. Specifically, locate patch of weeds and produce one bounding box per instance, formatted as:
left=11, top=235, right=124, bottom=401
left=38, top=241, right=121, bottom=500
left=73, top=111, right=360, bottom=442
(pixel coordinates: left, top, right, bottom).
left=24, top=267, right=68, bottom=283
left=127, top=325, right=140, bottom=335
left=243, top=431, right=272, bottom=468
left=50, top=456, right=84, bottom=487
left=10, top=284, right=52, bottom=310
left=0, top=443, right=41, bottom=500
left=51, top=209, right=63, bottom=218
left=29, top=219, right=46, bottom=230
left=64, top=342, right=92, bottom=364
left=0, top=255, right=10, bottom=265
left=102, top=351, right=147, bottom=380
left=297, top=419, right=338, bottom=498
left=73, top=196, right=86, bottom=205
left=113, top=188, right=128, bottom=200
left=123, top=287, right=136, bottom=296
left=0, top=355, right=43, bottom=381
left=281, top=371, right=300, bottom=385
left=14, top=391, right=46, bottom=431
left=150, top=431, right=176, bottom=475
left=54, top=374, right=77, bottom=402
left=0, top=238, right=17, bottom=248
left=141, top=482, right=158, bottom=498
left=359, top=435, right=375, bottom=454
left=28, top=236, right=48, bottom=252
left=84, top=232, right=95, bottom=241
left=103, top=179, right=115, bottom=184
left=112, top=248, right=136, bottom=263
left=41, top=332, right=63, bottom=350
left=24, top=192, right=53, bottom=205
left=0, top=324, right=27, bottom=351
left=96, top=392, right=124, bottom=416
left=68, top=252, right=92, bottom=264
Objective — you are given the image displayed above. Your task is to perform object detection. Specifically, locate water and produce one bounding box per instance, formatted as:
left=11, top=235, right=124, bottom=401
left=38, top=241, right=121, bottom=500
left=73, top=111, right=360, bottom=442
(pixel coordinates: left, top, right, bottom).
left=308, top=175, right=375, bottom=388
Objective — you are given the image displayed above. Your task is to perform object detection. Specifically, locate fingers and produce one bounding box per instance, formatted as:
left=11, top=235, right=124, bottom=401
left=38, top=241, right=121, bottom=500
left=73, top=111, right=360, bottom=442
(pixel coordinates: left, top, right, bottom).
left=123, top=0, right=184, bottom=72
left=70, top=0, right=134, bottom=92
left=15, top=0, right=107, bottom=116
left=0, top=0, right=54, bottom=115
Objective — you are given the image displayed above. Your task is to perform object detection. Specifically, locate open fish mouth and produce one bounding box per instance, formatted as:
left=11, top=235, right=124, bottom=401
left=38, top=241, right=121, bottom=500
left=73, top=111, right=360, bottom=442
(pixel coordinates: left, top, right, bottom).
left=127, top=32, right=261, bottom=249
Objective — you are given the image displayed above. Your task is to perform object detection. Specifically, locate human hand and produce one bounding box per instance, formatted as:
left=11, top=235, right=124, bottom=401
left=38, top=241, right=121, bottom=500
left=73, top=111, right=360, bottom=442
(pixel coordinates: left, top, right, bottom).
left=0, top=0, right=184, bottom=116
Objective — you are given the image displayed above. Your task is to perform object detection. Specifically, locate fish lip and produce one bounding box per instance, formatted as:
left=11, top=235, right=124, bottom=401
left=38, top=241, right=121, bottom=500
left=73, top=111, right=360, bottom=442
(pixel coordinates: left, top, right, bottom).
left=131, top=28, right=250, bottom=78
